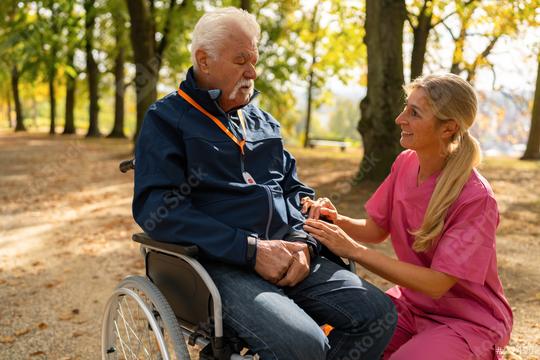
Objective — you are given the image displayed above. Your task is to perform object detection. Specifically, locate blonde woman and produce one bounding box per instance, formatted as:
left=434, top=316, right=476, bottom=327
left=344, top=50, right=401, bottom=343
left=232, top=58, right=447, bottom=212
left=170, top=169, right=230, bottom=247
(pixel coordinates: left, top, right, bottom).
left=302, top=73, right=512, bottom=359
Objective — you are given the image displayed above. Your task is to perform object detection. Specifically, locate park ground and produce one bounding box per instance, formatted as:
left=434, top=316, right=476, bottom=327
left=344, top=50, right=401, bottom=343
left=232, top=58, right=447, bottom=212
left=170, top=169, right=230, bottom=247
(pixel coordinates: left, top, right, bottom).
left=0, top=132, right=539, bottom=359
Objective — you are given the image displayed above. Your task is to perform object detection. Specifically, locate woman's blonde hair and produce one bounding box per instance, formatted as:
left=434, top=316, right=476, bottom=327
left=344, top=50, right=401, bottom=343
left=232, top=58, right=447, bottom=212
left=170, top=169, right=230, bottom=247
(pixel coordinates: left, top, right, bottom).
left=406, top=73, right=482, bottom=252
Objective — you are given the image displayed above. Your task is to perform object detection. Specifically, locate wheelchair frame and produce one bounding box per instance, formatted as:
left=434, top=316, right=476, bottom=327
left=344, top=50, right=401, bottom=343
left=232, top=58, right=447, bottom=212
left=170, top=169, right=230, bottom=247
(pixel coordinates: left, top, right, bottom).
left=101, top=158, right=356, bottom=359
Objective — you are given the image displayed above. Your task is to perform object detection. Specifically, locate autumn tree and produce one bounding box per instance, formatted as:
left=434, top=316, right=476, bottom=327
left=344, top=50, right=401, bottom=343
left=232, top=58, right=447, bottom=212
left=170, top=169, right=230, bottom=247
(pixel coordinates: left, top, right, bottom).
left=357, top=0, right=407, bottom=181
left=446, top=0, right=535, bottom=84
left=85, top=0, right=101, bottom=137
left=290, top=0, right=364, bottom=147
left=27, top=0, right=81, bottom=135
left=125, top=0, right=191, bottom=141
left=0, top=1, right=29, bottom=132
left=522, top=54, right=540, bottom=160
left=63, top=5, right=84, bottom=135
left=105, top=0, right=130, bottom=138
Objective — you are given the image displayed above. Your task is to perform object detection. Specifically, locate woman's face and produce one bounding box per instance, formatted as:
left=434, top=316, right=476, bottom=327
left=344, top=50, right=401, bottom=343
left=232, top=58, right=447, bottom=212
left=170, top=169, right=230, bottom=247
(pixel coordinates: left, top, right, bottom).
left=395, top=88, right=450, bottom=156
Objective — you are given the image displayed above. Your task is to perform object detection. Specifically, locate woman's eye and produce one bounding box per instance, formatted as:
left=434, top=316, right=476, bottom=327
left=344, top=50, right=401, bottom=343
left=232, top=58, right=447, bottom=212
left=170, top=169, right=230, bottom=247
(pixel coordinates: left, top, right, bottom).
left=411, top=109, right=417, bottom=116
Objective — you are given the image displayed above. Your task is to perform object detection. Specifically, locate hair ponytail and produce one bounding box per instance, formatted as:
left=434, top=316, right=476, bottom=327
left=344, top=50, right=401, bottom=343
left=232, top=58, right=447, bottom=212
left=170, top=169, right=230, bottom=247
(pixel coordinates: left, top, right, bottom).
left=412, top=131, right=482, bottom=251
left=405, top=74, right=482, bottom=252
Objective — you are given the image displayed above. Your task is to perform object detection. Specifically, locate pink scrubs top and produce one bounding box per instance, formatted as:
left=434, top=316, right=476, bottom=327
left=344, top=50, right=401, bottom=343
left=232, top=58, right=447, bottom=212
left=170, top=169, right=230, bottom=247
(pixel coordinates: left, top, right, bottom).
left=365, top=150, right=512, bottom=354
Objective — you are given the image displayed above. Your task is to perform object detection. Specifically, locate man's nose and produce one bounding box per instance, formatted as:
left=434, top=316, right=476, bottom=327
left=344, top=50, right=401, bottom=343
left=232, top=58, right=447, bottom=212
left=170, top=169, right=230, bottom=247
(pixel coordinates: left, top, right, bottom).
left=244, top=65, right=257, bottom=80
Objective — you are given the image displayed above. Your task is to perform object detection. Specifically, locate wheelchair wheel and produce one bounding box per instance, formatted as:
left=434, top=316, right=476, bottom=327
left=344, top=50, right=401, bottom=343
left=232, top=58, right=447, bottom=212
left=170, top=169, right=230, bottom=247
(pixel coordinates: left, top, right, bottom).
left=102, top=275, right=190, bottom=360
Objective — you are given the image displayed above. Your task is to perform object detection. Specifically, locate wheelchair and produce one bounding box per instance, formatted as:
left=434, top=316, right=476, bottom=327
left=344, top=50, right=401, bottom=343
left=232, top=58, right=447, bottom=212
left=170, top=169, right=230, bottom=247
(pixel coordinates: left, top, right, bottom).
left=101, top=159, right=356, bottom=360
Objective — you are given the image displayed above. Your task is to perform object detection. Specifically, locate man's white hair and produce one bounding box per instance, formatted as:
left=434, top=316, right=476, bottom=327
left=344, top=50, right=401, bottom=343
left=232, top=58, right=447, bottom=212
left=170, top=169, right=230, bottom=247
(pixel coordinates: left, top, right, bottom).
left=191, top=7, right=260, bottom=68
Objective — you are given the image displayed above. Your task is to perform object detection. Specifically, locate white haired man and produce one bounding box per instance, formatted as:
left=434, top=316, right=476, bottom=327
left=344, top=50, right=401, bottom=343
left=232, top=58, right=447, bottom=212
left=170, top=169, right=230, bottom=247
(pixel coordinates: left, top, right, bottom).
left=133, top=7, right=396, bottom=359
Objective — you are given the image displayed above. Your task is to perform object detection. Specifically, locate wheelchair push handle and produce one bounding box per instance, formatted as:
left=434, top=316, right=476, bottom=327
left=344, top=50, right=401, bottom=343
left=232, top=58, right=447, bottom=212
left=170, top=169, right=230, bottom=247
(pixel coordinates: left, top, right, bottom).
left=119, top=158, right=135, bottom=173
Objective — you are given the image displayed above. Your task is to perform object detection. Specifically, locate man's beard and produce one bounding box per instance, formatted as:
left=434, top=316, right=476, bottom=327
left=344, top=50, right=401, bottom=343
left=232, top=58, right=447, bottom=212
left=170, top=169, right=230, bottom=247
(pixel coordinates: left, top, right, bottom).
left=229, top=78, right=254, bottom=100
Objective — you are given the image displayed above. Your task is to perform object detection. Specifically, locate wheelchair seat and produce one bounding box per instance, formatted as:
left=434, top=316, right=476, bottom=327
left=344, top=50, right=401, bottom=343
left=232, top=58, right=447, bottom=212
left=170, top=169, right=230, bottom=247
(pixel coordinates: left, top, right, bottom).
left=131, top=233, right=245, bottom=359
left=133, top=233, right=212, bottom=330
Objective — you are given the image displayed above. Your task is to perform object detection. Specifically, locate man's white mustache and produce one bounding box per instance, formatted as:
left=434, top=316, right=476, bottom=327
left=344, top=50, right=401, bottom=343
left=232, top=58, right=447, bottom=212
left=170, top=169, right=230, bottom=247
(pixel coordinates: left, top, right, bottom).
left=229, top=79, right=254, bottom=100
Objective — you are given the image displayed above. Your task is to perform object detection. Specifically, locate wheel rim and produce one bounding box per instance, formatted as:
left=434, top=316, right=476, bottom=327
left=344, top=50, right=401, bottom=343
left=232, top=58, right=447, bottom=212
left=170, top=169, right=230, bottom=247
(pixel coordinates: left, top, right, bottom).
left=103, top=288, right=171, bottom=360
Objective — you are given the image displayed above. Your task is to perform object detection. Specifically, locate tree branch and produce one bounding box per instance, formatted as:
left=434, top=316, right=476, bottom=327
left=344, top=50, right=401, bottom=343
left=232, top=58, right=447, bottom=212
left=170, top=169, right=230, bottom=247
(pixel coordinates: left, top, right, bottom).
left=432, top=10, right=456, bottom=27
left=155, top=0, right=176, bottom=62
left=440, top=19, right=457, bottom=41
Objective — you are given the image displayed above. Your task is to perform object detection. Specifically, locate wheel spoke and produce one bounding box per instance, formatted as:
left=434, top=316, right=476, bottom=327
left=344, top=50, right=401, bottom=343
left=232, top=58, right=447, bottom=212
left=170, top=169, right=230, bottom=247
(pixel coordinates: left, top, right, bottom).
left=118, top=296, right=155, bottom=359
left=114, top=319, right=131, bottom=360
left=104, top=277, right=187, bottom=360
left=122, top=295, right=152, bottom=359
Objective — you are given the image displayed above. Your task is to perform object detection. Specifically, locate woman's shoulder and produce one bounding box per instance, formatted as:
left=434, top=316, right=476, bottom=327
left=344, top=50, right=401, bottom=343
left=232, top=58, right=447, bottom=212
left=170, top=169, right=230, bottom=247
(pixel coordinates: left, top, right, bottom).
left=455, top=168, right=497, bottom=209
left=392, top=149, right=417, bottom=170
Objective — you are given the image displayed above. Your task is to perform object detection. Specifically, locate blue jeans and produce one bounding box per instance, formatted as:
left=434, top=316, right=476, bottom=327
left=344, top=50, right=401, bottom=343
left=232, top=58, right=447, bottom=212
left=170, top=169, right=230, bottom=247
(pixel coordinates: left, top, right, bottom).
left=202, top=257, right=397, bottom=360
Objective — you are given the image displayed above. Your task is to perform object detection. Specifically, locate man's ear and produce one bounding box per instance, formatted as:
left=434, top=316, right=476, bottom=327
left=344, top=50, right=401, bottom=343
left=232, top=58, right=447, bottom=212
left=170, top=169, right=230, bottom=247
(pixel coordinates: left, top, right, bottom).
left=195, top=49, right=210, bottom=74
left=441, top=119, right=459, bottom=140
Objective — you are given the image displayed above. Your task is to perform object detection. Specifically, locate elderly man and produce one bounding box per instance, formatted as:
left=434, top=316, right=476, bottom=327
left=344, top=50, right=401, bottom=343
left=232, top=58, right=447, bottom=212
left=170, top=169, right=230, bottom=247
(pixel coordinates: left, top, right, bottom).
left=133, top=7, right=396, bottom=359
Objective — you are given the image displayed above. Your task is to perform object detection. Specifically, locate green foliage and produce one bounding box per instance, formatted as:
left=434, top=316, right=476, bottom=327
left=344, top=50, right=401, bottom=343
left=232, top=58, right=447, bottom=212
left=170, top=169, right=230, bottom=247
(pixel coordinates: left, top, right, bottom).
left=328, top=98, right=361, bottom=141
left=0, top=1, right=33, bottom=75
left=293, top=0, right=365, bottom=94
left=1, top=0, right=539, bottom=142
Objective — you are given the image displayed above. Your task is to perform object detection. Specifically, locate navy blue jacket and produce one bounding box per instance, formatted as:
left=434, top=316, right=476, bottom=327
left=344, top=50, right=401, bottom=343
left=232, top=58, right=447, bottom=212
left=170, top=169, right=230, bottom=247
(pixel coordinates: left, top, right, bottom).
left=133, top=67, right=318, bottom=266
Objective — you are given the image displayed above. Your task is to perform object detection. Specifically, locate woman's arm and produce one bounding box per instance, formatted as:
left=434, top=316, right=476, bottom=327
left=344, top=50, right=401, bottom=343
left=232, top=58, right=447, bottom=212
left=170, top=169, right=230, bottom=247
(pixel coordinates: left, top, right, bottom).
left=304, top=219, right=458, bottom=299
left=301, top=197, right=388, bottom=244
left=334, top=215, right=389, bottom=244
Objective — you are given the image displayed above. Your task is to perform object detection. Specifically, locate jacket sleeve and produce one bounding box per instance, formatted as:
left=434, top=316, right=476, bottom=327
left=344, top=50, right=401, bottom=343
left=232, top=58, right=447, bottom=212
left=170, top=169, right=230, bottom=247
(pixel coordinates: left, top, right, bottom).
left=132, top=105, right=253, bottom=266
left=281, top=149, right=321, bottom=254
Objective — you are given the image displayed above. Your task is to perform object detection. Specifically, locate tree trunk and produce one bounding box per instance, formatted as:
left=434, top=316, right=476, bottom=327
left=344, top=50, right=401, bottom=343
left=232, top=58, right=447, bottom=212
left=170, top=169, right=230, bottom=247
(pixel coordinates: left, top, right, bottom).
left=85, top=0, right=101, bottom=137
left=48, top=74, right=56, bottom=135
left=126, top=0, right=158, bottom=142
left=240, top=0, right=251, bottom=12
left=450, top=4, right=476, bottom=75
left=63, top=73, right=77, bottom=134
left=31, top=94, right=38, bottom=127
left=466, top=36, right=499, bottom=85
left=303, top=69, right=315, bottom=148
left=522, top=57, right=540, bottom=160
left=357, top=0, right=406, bottom=182
left=108, top=44, right=126, bottom=138
left=11, top=65, right=25, bottom=132
left=302, top=2, right=320, bottom=148
left=410, top=0, right=433, bottom=81
left=6, top=87, right=13, bottom=128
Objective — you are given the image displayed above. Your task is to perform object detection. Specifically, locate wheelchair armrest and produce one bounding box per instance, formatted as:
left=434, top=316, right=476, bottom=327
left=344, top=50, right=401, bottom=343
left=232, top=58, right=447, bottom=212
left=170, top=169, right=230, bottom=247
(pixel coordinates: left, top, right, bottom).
left=132, top=233, right=199, bottom=257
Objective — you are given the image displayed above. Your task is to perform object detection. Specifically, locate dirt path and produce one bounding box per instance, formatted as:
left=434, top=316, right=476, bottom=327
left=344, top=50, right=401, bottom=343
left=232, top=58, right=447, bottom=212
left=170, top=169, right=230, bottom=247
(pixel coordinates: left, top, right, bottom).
left=0, top=133, right=538, bottom=359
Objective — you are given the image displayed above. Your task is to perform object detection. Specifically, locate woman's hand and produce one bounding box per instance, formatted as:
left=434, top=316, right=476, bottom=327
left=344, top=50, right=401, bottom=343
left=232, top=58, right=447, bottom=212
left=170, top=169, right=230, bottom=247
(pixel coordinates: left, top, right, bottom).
left=303, top=218, right=363, bottom=258
left=301, top=196, right=338, bottom=222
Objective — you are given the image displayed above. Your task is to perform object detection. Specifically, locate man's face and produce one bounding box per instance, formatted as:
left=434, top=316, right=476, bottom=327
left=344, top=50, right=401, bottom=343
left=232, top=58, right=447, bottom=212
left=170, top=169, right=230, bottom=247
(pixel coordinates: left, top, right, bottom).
left=203, top=26, right=259, bottom=112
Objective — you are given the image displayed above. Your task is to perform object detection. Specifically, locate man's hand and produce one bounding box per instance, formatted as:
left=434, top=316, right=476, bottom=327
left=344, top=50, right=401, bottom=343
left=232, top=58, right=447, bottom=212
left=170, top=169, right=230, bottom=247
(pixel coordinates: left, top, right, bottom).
left=276, top=242, right=311, bottom=287
left=254, top=240, right=296, bottom=283
left=301, top=196, right=339, bottom=222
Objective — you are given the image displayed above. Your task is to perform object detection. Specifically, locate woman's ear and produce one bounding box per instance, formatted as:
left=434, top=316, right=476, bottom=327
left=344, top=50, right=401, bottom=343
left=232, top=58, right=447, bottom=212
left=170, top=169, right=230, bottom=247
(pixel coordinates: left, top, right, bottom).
left=441, top=119, right=459, bottom=140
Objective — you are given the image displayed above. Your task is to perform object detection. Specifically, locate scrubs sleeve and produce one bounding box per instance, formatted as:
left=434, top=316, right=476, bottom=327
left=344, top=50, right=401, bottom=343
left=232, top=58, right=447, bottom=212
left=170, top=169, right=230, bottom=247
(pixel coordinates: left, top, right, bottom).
left=431, top=195, right=499, bottom=285
left=364, top=155, right=402, bottom=232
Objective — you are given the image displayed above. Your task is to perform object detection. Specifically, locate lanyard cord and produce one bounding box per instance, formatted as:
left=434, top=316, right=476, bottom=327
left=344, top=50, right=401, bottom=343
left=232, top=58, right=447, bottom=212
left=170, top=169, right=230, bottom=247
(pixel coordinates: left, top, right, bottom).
left=178, top=88, right=247, bottom=155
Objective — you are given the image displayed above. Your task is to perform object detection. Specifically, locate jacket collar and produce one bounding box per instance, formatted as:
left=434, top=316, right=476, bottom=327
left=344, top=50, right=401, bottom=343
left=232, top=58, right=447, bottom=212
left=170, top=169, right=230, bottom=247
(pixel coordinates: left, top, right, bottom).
left=179, top=67, right=259, bottom=117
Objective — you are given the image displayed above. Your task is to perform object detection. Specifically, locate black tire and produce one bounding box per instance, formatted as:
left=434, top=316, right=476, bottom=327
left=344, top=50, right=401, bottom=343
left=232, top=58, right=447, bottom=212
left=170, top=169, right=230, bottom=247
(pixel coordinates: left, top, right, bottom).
left=102, top=275, right=190, bottom=359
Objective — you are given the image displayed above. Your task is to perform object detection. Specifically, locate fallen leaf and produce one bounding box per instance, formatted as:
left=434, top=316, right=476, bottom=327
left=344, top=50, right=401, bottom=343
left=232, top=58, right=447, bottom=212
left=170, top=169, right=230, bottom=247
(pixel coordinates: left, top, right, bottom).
left=72, top=308, right=80, bottom=315
left=29, top=351, right=46, bottom=356
left=0, top=335, right=15, bottom=344
left=14, top=328, right=31, bottom=336
left=72, top=331, right=85, bottom=338
left=37, top=322, right=48, bottom=330
left=58, top=313, right=73, bottom=321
